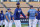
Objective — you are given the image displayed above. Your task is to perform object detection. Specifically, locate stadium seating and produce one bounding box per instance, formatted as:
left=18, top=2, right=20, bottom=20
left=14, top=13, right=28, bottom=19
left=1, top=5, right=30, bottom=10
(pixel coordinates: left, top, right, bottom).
left=29, top=2, right=40, bottom=7
left=0, top=8, right=37, bottom=14
left=0, top=4, right=3, bottom=7
left=0, top=2, right=40, bottom=14
left=3, top=2, right=40, bottom=7
left=3, top=2, right=29, bottom=7
left=0, top=8, right=7, bottom=14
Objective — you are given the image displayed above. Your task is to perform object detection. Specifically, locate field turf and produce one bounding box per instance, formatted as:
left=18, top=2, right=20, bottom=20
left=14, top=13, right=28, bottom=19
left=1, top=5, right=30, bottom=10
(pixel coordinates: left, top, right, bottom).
left=0, top=0, right=1, bottom=1
left=1, top=24, right=38, bottom=27
left=1, top=24, right=28, bottom=27
left=12, top=24, right=28, bottom=27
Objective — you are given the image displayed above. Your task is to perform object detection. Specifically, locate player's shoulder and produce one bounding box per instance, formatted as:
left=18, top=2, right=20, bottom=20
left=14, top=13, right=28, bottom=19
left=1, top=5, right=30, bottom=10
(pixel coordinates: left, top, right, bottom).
left=5, top=12, right=8, bottom=14
left=33, top=9, right=36, bottom=10
left=28, top=9, right=31, bottom=12
left=19, top=8, right=22, bottom=10
left=33, top=9, right=37, bottom=12
left=15, top=8, right=18, bottom=10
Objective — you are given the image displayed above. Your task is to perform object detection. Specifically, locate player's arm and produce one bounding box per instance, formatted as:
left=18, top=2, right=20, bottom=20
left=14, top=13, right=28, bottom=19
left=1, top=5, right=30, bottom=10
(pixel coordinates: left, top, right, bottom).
left=10, top=15, right=11, bottom=20
left=35, top=13, right=37, bottom=16
left=12, top=17, right=14, bottom=22
left=27, top=12, right=29, bottom=18
left=5, top=13, right=9, bottom=22
left=21, top=10, right=26, bottom=18
left=6, top=16, right=9, bottom=22
left=27, top=12, right=29, bottom=16
left=27, top=10, right=30, bottom=18
left=13, top=9, right=17, bottom=21
left=10, top=15, right=12, bottom=20
left=35, top=10, right=38, bottom=16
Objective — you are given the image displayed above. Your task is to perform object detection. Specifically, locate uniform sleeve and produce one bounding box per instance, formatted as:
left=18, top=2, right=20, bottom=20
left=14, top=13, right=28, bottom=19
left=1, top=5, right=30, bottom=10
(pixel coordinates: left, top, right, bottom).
left=21, top=10, right=26, bottom=18
left=13, top=9, right=17, bottom=18
left=5, top=13, right=8, bottom=16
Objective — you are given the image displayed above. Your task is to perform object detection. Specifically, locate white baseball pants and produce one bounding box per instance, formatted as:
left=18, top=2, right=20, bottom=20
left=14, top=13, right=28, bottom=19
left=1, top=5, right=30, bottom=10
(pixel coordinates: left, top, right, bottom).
left=14, top=20, right=21, bottom=27
left=29, top=19, right=37, bottom=27
left=5, top=20, right=12, bottom=27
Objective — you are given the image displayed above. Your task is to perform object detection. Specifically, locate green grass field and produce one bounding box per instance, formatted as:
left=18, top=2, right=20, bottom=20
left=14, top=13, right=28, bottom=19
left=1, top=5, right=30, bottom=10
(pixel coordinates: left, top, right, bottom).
left=0, top=0, right=1, bottom=1
left=1, top=24, right=28, bottom=27
left=12, top=24, right=28, bottom=27
left=1, top=24, right=38, bottom=27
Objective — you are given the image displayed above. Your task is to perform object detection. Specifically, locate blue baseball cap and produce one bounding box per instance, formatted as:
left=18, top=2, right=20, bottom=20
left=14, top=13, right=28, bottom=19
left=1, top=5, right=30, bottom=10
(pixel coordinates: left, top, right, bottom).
left=30, top=5, right=33, bottom=8
left=7, top=8, right=11, bottom=10
left=1, top=10, right=3, bottom=13
left=16, top=2, right=20, bottom=5
left=1, top=10, right=3, bottom=12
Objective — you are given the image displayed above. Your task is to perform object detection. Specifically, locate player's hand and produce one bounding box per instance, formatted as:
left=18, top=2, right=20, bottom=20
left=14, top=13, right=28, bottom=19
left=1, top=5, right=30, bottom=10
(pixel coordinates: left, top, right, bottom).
left=12, top=17, right=14, bottom=22
left=26, top=16, right=28, bottom=19
left=8, top=20, right=9, bottom=22
left=13, top=20, right=14, bottom=22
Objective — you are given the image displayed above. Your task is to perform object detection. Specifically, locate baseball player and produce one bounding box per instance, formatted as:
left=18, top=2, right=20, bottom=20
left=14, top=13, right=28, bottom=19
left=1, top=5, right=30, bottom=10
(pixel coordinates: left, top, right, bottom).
left=5, top=8, right=12, bottom=27
left=0, top=10, right=5, bottom=27
left=36, top=8, right=40, bottom=27
left=27, top=6, right=37, bottom=27
left=13, top=2, right=26, bottom=27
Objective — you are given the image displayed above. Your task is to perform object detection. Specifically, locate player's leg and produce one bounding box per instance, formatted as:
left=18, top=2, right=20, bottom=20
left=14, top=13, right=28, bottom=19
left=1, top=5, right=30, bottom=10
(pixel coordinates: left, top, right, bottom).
left=3, top=20, right=5, bottom=27
left=1, top=20, right=3, bottom=27
left=0, top=25, right=1, bottom=27
left=3, top=25, right=5, bottom=27
left=17, top=20, right=21, bottom=27
left=14, top=20, right=18, bottom=27
left=9, top=20, right=13, bottom=27
left=33, top=19, right=37, bottom=27
left=35, top=19, right=38, bottom=27
left=38, top=20, right=40, bottom=27
left=5, top=20, right=8, bottom=27
left=29, top=19, right=32, bottom=27
left=1, top=20, right=5, bottom=27
left=14, top=20, right=21, bottom=27
left=31, top=19, right=33, bottom=27
left=0, top=21, right=1, bottom=27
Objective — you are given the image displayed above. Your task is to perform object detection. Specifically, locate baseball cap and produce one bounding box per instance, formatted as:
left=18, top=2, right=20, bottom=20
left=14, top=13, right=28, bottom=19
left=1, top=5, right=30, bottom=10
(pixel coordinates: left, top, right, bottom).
left=16, top=2, right=20, bottom=5
left=7, top=8, right=11, bottom=10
